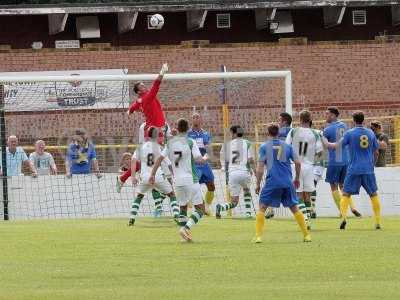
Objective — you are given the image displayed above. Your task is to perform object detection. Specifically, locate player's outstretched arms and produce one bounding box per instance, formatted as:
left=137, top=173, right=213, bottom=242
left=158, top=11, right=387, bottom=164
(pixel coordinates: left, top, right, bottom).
left=143, top=63, right=169, bottom=103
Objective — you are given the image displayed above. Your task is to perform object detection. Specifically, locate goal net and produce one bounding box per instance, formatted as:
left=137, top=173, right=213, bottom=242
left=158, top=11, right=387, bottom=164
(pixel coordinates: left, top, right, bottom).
left=0, top=69, right=292, bottom=220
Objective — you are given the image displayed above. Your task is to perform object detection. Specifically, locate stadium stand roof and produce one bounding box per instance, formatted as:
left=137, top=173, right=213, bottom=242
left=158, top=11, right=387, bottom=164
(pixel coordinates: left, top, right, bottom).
left=1, top=1, right=400, bottom=14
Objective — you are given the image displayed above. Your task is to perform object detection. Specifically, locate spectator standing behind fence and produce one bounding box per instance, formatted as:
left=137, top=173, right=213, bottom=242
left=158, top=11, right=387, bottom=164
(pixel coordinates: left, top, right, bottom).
left=29, top=140, right=57, bottom=175
left=370, top=121, right=389, bottom=167
left=0, top=135, right=37, bottom=177
left=65, top=129, right=101, bottom=178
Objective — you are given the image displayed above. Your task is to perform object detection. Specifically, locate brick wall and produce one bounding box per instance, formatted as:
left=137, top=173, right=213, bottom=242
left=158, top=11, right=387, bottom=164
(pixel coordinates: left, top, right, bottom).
left=2, top=40, right=400, bottom=147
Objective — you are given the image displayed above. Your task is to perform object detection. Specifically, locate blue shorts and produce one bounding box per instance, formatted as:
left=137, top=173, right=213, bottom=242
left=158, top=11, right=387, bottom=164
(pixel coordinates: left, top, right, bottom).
left=196, top=163, right=214, bottom=184
left=325, top=165, right=347, bottom=185
left=259, top=185, right=299, bottom=208
left=343, top=173, right=378, bottom=196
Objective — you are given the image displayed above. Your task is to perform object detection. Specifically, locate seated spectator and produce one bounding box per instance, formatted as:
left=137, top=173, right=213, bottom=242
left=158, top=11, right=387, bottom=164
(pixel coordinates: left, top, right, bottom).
left=0, top=135, right=37, bottom=177
left=370, top=121, right=389, bottom=167
left=29, top=140, right=57, bottom=175
left=65, top=129, right=101, bottom=177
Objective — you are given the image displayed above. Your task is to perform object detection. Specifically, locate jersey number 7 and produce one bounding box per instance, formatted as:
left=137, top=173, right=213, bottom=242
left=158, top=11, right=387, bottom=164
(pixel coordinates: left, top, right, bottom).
left=174, top=151, right=182, bottom=167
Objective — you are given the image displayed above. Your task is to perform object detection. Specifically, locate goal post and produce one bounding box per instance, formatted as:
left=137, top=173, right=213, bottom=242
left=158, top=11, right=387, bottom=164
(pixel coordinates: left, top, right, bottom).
left=0, top=69, right=292, bottom=220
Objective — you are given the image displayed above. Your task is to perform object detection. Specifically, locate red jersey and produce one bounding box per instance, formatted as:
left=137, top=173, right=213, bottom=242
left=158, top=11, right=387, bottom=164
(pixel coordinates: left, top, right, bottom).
left=128, top=79, right=166, bottom=127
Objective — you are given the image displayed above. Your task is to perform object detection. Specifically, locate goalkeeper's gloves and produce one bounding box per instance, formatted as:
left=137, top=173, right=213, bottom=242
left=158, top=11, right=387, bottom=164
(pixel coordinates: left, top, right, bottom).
left=159, top=63, right=169, bottom=76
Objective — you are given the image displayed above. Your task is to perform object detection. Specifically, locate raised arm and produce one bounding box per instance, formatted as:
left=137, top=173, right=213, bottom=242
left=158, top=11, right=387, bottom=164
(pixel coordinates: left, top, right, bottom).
left=146, top=63, right=168, bottom=100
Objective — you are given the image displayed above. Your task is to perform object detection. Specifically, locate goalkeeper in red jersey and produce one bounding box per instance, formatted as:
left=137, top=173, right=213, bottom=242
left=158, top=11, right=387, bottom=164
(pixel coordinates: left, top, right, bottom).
left=116, top=63, right=169, bottom=192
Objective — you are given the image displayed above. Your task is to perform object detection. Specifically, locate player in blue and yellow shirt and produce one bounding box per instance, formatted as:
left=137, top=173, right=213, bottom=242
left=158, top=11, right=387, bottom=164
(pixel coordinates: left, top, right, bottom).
left=323, top=107, right=362, bottom=217
left=254, top=123, right=311, bottom=243
left=264, top=112, right=293, bottom=220
left=188, top=113, right=215, bottom=213
left=325, top=111, right=382, bottom=230
left=264, top=112, right=294, bottom=220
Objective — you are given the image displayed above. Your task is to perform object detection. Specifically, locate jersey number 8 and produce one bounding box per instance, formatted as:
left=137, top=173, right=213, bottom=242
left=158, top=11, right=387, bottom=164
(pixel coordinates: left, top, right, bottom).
left=147, top=153, right=154, bottom=166
left=359, top=135, right=369, bottom=149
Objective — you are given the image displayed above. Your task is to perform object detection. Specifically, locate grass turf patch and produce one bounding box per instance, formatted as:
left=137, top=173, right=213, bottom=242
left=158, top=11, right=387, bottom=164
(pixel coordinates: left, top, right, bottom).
left=0, top=217, right=399, bottom=300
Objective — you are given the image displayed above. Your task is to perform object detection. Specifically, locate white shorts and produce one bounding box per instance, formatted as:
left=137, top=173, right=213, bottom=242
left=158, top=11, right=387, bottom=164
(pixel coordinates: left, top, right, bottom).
left=313, top=165, right=324, bottom=182
left=228, top=170, right=251, bottom=197
left=175, top=183, right=203, bottom=206
left=137, top=176, right=172, bottom=195
left=161, top=158, right=172, bottom=178
left=293, top=163, right=315, bottom=193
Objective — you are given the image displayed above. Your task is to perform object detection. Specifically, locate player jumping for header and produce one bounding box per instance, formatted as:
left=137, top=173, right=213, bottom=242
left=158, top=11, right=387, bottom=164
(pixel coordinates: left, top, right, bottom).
left=128, top=127, right=180, bottom=226
left=116, top=63, right=169, bottom=192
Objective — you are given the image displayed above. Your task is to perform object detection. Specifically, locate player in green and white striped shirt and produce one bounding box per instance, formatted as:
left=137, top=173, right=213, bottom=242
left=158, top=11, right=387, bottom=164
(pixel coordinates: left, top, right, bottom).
left=150, top=118, right=207, bottom=242
left=218, top=125, right=256, bottom=218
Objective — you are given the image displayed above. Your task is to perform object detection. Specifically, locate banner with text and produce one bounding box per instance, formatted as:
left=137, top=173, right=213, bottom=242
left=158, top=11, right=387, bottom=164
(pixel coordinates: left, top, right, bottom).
left=0, top=69, right=130, bottom=111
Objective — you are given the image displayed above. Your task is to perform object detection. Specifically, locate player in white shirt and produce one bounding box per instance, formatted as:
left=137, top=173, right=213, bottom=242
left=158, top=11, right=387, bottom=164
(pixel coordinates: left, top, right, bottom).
left=286, top=110, right=323, bottom=228
left=128, top=127, right=179, bottom=226
left=217, top=125, right=255, bottom=219
left=150, top=118, right=207, bottom=242
left=141, top=122, right=174, bottom=217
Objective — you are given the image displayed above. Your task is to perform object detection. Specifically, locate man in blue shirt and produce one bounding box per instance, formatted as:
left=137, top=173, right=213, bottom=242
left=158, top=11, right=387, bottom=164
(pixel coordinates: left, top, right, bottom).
left=65, top=129, right=101, bottom=177
left=188, top=113, right=215, bottom=214
left=323, top=107, right=362, bottom=218
left=325, top=111, right=381, bottom=230
left=0, top=135, right=37, bottom=177
left=255, top=123, right=310, bottom=243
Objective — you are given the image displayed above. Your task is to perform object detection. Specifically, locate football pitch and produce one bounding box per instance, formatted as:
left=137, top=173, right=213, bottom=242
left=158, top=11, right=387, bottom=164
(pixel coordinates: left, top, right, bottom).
left=1, top=217, right=399, bottom=300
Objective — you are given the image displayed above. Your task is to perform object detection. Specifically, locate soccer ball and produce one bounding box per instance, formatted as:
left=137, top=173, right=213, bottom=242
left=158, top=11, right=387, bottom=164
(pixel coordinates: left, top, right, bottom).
left=150, top=14, right=164, bottom=29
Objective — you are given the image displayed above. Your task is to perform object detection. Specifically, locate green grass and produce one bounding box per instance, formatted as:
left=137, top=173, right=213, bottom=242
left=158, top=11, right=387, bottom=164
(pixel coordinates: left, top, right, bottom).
left=0, top=217, right=400, bottom=300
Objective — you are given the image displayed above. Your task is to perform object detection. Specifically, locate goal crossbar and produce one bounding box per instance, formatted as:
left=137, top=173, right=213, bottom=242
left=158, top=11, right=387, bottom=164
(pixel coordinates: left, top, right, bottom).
left=0, top=70, right=292, bottom=114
